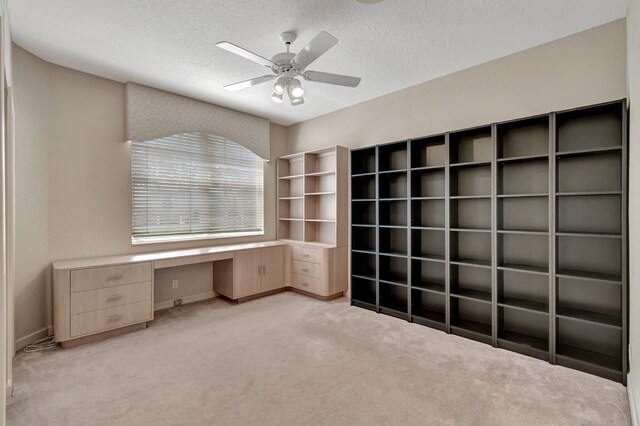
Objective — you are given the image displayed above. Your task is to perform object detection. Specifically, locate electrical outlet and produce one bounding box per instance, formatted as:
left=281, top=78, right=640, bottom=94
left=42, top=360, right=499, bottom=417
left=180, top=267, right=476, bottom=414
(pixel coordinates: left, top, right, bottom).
left=172, top=279, right=179, bottom=289
left=174, top=298, right=183, bottom=307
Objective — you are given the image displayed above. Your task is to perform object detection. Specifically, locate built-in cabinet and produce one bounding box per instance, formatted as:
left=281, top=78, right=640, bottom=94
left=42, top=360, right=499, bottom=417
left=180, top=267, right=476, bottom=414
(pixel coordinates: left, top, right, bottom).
left=217, top=246, right=286, bottom=299
left=277, top=146, right=349, bottom=299
left=350, top=100, right=628, bottom=383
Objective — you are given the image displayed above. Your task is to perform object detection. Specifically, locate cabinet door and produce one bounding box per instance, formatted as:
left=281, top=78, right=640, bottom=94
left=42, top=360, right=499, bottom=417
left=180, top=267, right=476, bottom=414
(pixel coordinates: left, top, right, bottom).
left=261, top=246, right=286, bottom=292
left=234, top=248, right=262, bottom=298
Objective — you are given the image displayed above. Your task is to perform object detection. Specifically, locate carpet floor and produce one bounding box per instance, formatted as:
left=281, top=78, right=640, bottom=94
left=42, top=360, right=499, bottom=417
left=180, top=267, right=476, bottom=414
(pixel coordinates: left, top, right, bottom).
left=7, top=292, right=630, bottom=425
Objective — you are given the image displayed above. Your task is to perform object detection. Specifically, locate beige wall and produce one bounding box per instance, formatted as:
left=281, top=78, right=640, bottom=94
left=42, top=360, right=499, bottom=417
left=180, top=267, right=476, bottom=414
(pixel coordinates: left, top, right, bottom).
left=12, top=45, right=287, bottom=348
left=13, top=46, right=51, bottom=348
left=287, top=20, right=627, bottom=152
left=627, top=0, right=640, bottom=420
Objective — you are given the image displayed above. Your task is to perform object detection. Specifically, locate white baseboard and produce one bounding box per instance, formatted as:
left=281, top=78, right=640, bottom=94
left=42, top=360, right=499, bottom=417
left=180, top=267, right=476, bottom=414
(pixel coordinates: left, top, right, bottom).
left=14, top=326, right=52, bottom=352
left=630, top=374, right=638, bottom=426
left=154, top=291, right=216, bottom=311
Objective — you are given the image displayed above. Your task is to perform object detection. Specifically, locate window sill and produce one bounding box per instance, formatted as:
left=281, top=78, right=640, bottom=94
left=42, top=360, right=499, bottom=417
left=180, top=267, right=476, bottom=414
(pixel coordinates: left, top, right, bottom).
left=131, top=231, right=265, bottom=245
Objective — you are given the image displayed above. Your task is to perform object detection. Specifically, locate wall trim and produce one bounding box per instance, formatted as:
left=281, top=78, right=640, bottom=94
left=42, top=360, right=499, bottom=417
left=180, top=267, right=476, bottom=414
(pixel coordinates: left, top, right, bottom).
left=14, top=326, right=52, bottom=352
left=630, top=374, right=638, bottom=426
left=154, top=291, right=216, bottom=311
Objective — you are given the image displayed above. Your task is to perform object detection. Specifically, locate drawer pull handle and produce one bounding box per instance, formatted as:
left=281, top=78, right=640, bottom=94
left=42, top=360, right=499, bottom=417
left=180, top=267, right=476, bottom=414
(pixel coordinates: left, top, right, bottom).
left=106, top=294, right=123, bottom=302
left=303, top=254, right=309, bottom=257
left=263, top=265, right=266, bottom=275
left=107, top=314, right=122, bottom=323
left=302, top=282, right=309, bottom=287
left=258, top=266, right=261, bottom=276
left=107, top=274, right=123, bottom=281
left=302, top=268, right=309, bottom=272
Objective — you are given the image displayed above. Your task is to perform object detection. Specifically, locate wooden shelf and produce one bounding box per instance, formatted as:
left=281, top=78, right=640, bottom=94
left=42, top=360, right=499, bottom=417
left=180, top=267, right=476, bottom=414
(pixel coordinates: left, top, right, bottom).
left=378, top=169, right=408, bottom=175
left=305, top=191, right=335, bottom=196
left=497, top=153, right=549, bottom=163
left=278, top=218, right=303, bottom=222
left=557, top=307, right=621, bottom=329
left=499, top=331, right=548, bottom=352
left=306, top=170, right=335, bottom=177
left=450, top=289, right=491, bottom=303
left=451, top=319, right=492, bottom=337
left=449, top=161, right=492, bottom=169
left=279, top=196, right=303, bottom=200
left=278, top=174, right=303, bottom=180
left=450, top=258, right=492, bottom=269
left=556, top=191, right=622, bottom=197
left=450, top=228, right=491, bottom=233
left=450, top=195, right=491, bottom=200
left=352, top=273, right=377, bottom=282
left=555, top=269, right=621, bottom=284
left=556, top=345, right=621, bottom=373
left=498, top=263, right=549, bottom=275
left=497, top=230, right=549, bottom=235
left=412, top=310, right=446, bottom=324
left=556, top=145, right=622, bottom=158
left=497, top=193, right=548, bottom=198
left=499, top=297, right=548, bottom=314
left=412, top=282, right=445, bottom=294
left=556, top=232, right=621, bottom=239
left=411, top=226, right=445, bottom=231
left=411, top=165, right=445, bottom=172
left=411, top=254, right=446, bottom=263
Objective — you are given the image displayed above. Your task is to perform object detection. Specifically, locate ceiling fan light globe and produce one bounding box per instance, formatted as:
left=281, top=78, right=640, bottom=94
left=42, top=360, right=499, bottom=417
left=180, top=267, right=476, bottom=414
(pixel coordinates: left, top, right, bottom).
left=290, top=78, right=304, bottom=98
left=273, top=77, right=287, bottom=94
left=271, top=91, right=283, bottom=103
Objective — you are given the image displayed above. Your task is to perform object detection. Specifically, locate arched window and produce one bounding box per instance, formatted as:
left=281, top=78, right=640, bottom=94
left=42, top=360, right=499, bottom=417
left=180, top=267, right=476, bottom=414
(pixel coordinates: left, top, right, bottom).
left=131, top=132, right=264, bottom=243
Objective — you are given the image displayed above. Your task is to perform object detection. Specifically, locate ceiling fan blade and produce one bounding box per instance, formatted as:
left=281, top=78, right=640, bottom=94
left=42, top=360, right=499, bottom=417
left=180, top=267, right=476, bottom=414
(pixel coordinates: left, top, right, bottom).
left=223, top=75, right=275, bottom=91
left=293, top=31, right=338, bottom=69
left=216, top=41, right=275, bottom=68
left=303, top=71, right=361, bottom=87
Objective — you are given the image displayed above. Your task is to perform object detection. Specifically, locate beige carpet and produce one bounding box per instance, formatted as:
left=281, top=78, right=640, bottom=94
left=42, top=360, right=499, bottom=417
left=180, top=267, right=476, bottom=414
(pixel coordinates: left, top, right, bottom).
left=7, top=292, right=630, bottom=425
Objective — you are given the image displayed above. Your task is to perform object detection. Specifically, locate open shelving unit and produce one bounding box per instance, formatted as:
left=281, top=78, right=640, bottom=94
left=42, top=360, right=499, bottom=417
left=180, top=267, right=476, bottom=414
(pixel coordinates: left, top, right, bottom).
left=553, top=102, right=626, bottom=381
left=278, top=146, right=348, bottom=246
left=350, top=99, right=628, bottom=383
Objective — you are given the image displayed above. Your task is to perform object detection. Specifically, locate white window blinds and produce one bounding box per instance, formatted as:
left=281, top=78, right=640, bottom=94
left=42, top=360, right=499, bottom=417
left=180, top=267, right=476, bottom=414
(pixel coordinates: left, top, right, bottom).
left=131, top=132, right=264, bottom=243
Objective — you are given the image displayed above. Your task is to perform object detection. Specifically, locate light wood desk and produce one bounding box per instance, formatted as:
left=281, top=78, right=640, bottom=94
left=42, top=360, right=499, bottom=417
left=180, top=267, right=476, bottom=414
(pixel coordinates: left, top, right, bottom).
left=52, top=240, right=346, bottom=348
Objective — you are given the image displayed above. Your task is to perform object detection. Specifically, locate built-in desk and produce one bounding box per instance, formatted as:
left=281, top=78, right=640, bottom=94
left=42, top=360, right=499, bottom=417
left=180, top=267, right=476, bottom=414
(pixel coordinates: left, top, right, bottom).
left=52, top=240, right=346, bottom=348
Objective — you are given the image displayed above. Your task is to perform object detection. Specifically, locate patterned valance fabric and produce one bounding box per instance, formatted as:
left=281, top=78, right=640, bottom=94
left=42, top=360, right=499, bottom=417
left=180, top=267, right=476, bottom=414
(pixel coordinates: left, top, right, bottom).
left=125, top=83, right=270, bottom=159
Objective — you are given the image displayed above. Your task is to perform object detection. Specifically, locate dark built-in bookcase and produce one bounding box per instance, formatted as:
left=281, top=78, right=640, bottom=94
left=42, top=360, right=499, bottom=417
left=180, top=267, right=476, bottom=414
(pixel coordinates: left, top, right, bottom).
left=350, top=100, right=628, bottom=384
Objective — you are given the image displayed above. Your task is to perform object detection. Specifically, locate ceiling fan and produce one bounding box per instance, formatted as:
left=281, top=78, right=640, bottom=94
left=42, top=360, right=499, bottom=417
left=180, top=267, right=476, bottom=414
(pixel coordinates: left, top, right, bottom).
left=216, top=31, right=361, bottom=106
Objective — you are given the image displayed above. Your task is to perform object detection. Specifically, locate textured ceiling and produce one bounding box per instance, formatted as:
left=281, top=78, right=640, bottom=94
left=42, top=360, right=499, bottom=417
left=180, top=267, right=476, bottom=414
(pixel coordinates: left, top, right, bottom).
left=7, top=0, right=629, bottom=125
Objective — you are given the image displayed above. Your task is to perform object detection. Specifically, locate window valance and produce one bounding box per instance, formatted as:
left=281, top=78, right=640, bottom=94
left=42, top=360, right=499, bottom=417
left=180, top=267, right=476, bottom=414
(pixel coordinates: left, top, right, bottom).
left=125, top=83, right=270, bottom=159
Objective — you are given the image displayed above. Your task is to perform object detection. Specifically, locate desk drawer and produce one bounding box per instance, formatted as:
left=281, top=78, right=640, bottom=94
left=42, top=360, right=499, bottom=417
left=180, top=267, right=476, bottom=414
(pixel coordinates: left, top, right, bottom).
left=70, top=281, right=152, bottom=315
left=70, top=300, right=152, bottom=338
left=292, top=273, right=321, bottom=294
left=71, top=262, right=152, bottom=292
left=292, top=246, right=321, bottom=263
left=292, top=260, right=321, bottom=278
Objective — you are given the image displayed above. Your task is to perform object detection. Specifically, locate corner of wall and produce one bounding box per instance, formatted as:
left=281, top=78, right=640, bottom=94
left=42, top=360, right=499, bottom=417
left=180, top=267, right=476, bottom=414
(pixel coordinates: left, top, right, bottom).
left=628, top=0, right=640, bottom=422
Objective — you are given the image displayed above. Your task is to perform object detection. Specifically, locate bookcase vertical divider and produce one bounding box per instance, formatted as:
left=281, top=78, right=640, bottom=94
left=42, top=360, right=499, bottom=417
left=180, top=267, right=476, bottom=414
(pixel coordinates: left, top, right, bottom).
left=491, top=123, right=498, bottom=347
left=444, top=133, right=451, bottom=334
left=621, top=102, right=629, bottom=384
left=376, top=145, right=380, bottom=313
left=549, top=112, right=557, bottom=365
left=406, top=141, right=412, bottom=319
